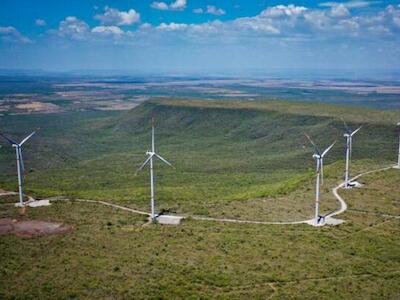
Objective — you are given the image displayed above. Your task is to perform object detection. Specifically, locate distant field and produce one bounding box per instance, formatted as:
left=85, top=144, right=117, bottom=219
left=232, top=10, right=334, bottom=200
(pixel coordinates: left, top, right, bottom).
left=1, top=76, right=400, bottom=114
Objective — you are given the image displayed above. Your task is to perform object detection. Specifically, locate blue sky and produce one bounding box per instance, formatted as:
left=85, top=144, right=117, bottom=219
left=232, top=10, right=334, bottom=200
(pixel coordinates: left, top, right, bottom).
left=1, top=0, right=400, bottom=74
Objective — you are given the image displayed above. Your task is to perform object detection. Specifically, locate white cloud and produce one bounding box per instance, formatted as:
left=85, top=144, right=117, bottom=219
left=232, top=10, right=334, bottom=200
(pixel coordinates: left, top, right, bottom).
left=50, top=4, right=400, bottom=45
left=57, top=16, right=90, bottom=40
left=35, top=19, right=47, bottom=26
left=261, top=5, right=307, bottom=18
left=386, top=4, right=400, bottom=27
left=192, top=5, right=225, bottom=16
left=233, top=17, right=280, bottom=34
left=92, top=26, right=124, bottom=38
left=150, top=0, right=186, bottom=11
left=320, top=1, right=380, bottom=9
left=0, top=26, right=32, bottom=43
left=206, top=5, right=226, bottom=16
left=94, top=7, right=140, bottom=26
left=151, top=2, right=169, bottom=10
left=330, top=4, right=350, bottom=18
left=170, top=0, right=187, bottom=10
left=157, top=22, right=188, bottom=31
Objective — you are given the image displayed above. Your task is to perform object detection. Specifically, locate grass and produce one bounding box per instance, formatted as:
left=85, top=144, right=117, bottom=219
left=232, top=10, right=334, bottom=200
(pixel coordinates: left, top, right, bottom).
left=0, top=167, right=399, bottom=299
left=0, top=98, right=399, bottom=298
left=0, top=99, right=398, bottom=219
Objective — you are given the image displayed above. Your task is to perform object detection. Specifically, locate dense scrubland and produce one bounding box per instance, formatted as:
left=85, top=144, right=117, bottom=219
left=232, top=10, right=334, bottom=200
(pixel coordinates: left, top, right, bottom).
left=0, top=98, right=399, bottom=298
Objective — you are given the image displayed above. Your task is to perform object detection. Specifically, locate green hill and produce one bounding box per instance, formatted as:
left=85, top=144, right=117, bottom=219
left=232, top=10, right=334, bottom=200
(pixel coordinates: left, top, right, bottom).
left=0, top=99, right=398, bottom=219
left=1, top=98, right=400, bottom=299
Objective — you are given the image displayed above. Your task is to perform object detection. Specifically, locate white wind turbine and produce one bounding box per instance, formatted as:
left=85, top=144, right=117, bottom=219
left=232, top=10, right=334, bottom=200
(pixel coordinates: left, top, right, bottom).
left=136, top=119, right=174, bottom=221
left=342, top=119, right=362, bottom=188
left=0, top=130, right=37, bottom=206
left=305, top=134, right=336, bottom=225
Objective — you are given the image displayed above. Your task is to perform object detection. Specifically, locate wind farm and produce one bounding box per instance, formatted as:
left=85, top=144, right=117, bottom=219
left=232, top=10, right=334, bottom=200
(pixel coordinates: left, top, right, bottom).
left=1, top=0, right=400, bottom=298
left=0, top=96, right=399, bottom=298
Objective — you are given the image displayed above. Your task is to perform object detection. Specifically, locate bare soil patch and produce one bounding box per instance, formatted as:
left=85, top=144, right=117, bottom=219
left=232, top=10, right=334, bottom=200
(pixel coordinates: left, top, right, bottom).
left=0, top=218, right=72, bottom=237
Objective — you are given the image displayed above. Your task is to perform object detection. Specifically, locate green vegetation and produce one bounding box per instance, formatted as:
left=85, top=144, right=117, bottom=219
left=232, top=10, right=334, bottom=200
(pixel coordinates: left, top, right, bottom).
left=0, top=98, right=399, bottom=298
left=0, top=99, right=398, bottom=219
left=0, top=168, right=399, bottom=299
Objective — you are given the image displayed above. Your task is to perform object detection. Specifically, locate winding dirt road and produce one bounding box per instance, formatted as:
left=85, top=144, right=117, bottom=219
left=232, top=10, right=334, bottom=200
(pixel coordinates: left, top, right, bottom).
left=1, top=165, right=397, bottom=226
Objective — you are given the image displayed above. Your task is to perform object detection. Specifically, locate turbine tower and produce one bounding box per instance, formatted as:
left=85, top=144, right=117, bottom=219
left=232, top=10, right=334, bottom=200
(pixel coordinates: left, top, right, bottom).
left=136, top=119, right=173, bottom=221
left=342, top=119, right=361, bottom=188
left=0, top=130, right=37, bottom=206
left=305, top=134, right=336, bottom=225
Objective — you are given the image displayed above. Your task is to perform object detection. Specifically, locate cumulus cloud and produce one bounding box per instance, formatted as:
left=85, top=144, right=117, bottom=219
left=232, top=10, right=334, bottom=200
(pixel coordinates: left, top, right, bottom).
left=206, top=5, right=226, bottom=16
left=151, top=2, right=169, bottom=10
left=92, top=26, right=124, bottom=38
left=57, top=16, right=90, bottom=40
left=192, top=5, right=225, bottom=16
left=261, top=4, right=307, bottom=18
left=50, top=4, right=400, bottom=45
left=0, top=26, right=32, bottom=43
left=94, top=7, right=140, bottom=26
left=330, top=4, right=350, bottom=18
left=151, top=0, right=186, bottom=11
left=35, top=19, right=47, bottom=26
left=157, top=22, right=188, bottom=31
left=170, top=0, right=187, bottom=10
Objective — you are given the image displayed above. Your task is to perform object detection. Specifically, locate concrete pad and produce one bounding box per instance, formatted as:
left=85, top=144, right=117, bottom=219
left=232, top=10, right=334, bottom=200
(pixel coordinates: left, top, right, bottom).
left=14, top=199, right=51, bottom=207
left=27, top=200, right=51, bottom=207
left=157, top=215, right=184, bottom=225
left=344, top=181, right=363, bottom=189
left=306, top=216, right=345, bottom=227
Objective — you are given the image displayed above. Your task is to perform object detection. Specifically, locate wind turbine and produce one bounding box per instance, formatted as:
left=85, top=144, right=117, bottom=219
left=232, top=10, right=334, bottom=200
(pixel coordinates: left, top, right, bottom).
left=395, top=122, right=400, bottom=169
left=0, top=130, right=37, bottom=206
left=305, top=134, right=336, bottom=225
left=136, top=119, right=174, bottom=221
left=342, top=119, right=362, bottom=188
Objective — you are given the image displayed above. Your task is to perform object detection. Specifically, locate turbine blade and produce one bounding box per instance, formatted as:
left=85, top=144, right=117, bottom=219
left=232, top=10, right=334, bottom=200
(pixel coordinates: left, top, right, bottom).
left=18, top=147, right=25, bottom=173
left=321, top=141, right=336, bottom=158
left=341, top=117, right=351, bottom=134
left=0, top=133, right=18, bottom=145
left=304, top=133, right=320, bottom=155
left=19, top=130, right=37, bottom=146
left=351, top=126, right=362, bottom=137
left=155, top=153, right=174, bottom=168
left=135, top=154, right=153, bottom=175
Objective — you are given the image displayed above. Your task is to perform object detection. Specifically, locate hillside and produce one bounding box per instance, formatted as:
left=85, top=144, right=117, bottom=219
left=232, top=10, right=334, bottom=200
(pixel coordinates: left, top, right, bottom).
left=1, top=98, right=400, bottom=299
left=1, top=166, right=399, bottom=299
left=0, top=99, right=398, bottom=220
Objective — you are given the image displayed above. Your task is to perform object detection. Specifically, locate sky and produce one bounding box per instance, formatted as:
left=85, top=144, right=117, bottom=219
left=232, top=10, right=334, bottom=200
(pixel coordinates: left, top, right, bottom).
left=1, top=0, right=400, bottom=75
